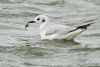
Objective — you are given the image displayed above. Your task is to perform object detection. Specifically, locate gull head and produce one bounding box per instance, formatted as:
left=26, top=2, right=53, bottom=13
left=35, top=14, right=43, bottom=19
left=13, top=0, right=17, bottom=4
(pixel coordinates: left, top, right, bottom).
left=28, top=15, right=49, bottom=24
left=25, top=15, right=49, bottom=30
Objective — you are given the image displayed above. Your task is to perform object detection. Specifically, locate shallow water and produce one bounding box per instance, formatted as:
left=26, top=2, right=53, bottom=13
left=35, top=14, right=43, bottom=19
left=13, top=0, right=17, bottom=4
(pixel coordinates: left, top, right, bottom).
left=0, top=0, right=100, bottom=67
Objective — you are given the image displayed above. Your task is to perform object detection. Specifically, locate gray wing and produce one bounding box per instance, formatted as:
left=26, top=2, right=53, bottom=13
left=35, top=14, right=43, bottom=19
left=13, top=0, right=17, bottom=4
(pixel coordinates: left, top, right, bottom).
left=44, top=20, right=94, bottom=36
left=57, top=22, right=94, bottom=35
left=57, top=27, right=76, bottom=35
left=44, top=24, right=74, bottom=35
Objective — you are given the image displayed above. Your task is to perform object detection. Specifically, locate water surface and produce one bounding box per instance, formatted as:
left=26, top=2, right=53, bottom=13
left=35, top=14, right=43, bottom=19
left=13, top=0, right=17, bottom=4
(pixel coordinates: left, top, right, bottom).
left=0, top=0, right=100, bottom=67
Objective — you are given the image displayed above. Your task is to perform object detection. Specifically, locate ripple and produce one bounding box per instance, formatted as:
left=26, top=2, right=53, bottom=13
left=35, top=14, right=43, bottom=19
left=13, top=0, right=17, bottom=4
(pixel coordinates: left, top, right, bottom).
left=0, top=0, right=100, bottom=67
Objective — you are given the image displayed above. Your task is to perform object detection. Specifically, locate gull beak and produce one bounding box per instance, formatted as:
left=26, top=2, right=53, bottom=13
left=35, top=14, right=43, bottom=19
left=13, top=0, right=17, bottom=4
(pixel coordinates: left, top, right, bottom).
left=25, top=21, right=36, bottom=30
left=28, top=21, right=36, bottom=23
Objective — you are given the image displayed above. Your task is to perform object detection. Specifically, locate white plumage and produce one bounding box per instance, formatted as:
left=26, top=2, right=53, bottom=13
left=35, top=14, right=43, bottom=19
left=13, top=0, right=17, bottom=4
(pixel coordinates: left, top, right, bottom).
left=27, top=15, right=93, bottom=40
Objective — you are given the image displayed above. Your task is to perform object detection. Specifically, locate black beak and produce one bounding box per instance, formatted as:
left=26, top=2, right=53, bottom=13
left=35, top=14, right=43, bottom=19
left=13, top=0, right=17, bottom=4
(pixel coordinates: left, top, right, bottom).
left=28, top=21, right=36, bottom=23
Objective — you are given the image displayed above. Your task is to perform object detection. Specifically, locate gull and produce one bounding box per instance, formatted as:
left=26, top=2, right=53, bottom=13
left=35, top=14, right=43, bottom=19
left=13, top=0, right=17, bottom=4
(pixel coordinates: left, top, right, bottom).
left=25, top=15, right=94, bottom=40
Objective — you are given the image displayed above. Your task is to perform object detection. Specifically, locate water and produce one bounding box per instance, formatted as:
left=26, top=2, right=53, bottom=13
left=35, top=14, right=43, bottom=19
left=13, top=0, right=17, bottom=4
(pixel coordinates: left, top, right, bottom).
left=0, top=0, right=100, bottom=67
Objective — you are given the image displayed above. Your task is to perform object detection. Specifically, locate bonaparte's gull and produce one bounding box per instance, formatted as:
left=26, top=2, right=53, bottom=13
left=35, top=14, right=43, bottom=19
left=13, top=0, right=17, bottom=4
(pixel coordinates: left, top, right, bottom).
left=25, top=15, right=93, bottom=40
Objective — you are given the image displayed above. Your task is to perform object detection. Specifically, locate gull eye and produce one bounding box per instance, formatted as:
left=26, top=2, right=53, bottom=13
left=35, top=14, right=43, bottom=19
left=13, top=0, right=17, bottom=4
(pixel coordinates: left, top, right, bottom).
left=37, top=18, right=40, bottom=20
left=42, top=19, right=45, bottom=22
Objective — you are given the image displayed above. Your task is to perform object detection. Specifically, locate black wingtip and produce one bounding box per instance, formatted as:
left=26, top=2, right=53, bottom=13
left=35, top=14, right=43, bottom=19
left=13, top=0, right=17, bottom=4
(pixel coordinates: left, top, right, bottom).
left=68, top=22, right=94, bottom=33
left=77, top=23, right=93, bottom=29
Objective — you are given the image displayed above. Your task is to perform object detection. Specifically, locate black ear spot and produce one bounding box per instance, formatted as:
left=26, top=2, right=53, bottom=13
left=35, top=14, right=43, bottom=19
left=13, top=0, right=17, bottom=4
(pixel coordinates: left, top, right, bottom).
left=37, top=18, right=40, bottom=20
left=42, top=19, right=45, bottom=22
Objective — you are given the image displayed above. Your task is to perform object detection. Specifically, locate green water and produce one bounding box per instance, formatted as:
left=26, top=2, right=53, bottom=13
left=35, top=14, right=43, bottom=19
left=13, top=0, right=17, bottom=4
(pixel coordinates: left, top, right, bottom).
left=0, top=0, right=100, bottom=67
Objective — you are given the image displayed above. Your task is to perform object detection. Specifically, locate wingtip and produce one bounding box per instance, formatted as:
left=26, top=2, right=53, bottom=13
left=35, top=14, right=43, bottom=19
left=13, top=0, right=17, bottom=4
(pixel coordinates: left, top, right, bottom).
left=77, top=22, right=94, bottom=29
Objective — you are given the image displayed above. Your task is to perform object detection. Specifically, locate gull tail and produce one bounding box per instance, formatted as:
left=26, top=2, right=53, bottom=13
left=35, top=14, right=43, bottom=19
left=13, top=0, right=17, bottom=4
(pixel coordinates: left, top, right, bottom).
left=64, top=22, right=94, bottom=40
left=63, top=18, right=97, bottom=40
